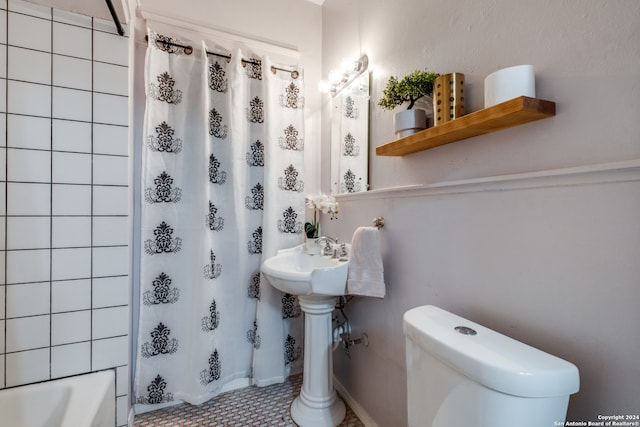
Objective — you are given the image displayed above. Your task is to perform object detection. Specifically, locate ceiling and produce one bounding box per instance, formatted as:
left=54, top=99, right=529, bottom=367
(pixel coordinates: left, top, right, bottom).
left=24, top=0, right=127, bottom=23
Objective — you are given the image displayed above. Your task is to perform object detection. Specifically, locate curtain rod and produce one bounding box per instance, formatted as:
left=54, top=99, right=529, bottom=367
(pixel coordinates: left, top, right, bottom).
left=141, top=9, right=299, bottom=60
left=145, top=36, right=300, bottom=79
left=105, top=0, right=125, bottom=36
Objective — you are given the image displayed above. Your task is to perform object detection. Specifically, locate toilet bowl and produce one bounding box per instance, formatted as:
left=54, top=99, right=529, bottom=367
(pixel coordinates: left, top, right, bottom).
left=403, top=305, right=579, bottom=427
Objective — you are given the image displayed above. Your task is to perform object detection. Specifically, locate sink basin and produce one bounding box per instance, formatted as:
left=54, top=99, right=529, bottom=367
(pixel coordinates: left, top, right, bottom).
left=261, top=243, right=350, bottom=296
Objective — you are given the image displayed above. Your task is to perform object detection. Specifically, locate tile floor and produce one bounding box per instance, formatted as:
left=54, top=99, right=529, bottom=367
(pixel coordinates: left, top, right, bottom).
left=133, top=374, right=364, bottom=427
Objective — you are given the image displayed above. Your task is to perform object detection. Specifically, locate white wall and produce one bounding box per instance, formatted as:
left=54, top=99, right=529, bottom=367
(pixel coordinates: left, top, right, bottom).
left=322, top=0, right=640, bottom=189
left=321, top=0, right=640, bottom=425
left=328, top=168, right=640, bottom=426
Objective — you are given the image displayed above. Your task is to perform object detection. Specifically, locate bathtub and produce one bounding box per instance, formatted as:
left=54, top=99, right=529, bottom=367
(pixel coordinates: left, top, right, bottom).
left=0, top=370, right=115, bottom=427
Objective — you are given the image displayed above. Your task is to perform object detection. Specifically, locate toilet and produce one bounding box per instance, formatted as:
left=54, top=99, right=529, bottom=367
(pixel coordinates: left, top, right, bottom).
left=403, top=305, right=579, bottom=427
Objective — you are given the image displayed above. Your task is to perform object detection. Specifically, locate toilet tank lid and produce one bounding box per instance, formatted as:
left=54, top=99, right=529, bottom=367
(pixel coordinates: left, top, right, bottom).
left=403, top=305, right=580, bottom=398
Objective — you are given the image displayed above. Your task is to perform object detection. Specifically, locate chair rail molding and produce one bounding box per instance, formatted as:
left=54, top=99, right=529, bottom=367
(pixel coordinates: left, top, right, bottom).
left=335, top=160, right=640, bottom=202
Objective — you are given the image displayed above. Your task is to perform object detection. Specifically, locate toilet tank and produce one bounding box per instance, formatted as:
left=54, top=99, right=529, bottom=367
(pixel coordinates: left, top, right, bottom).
left=403, top=305, right=579, bottom=427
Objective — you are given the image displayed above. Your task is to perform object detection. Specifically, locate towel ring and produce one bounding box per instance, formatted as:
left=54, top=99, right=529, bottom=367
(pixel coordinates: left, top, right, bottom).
left=372, top=216, right=385, bottom=229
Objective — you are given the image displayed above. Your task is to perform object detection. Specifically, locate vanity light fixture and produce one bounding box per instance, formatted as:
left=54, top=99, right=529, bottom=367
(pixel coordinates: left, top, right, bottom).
left=326, top=54, right=369, bottom=96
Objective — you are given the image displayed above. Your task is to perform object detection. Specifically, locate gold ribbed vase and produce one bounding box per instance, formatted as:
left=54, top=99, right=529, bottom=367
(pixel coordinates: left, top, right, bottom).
left=433, top=73, right=465, bottom=125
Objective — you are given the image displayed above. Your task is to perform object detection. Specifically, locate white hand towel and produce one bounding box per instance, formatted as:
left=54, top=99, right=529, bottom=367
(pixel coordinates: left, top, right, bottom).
left=347, top=226, right=386, bottom=298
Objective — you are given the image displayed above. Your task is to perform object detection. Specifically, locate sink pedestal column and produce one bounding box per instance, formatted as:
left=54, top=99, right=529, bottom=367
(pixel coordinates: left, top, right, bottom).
left=291, top=295, right=346, bottom=427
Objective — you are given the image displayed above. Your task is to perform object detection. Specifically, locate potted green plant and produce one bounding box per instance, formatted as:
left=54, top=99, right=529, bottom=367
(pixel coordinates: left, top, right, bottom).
left=378, top=69, right=439, bottom=138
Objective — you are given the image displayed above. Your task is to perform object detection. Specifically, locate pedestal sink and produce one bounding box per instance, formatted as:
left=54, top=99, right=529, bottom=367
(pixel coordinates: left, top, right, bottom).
left=261, top=243, right=350, bottom=427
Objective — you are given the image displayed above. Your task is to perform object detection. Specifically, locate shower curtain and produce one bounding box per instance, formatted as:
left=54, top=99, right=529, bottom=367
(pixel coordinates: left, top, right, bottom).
left=134, top=28, right=305, bottom=407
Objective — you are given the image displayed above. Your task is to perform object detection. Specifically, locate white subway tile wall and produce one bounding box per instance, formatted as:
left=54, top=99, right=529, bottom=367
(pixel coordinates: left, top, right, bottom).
left=7, top=147, right=51, bottom=182
left=52, top=216, right=92, bottom=247
left=8, top=46, right=51, bottom=84
left=52, top=184, right=92, bottom=215
left=52, top=119, right=92, bottom=152
left=5, top=347, right=49, bottom=386
left=0, top=1, right=129, bottom=425
left=6, top=281, right=50, bottom=317
left=51, top=341, right=91, bottom=378
left=52, top=9, right=91, bottom=28
left=8, top=80, right=51, bottom=116
left=52, top=279, right=91, bottom=312
left=53, top=54, right=92, bottom=90
left=8, top=115, right=51, bottom=150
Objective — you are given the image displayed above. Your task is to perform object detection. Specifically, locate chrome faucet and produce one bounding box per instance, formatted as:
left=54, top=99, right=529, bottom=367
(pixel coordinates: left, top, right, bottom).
left=315, top=236, right=338, bottom=256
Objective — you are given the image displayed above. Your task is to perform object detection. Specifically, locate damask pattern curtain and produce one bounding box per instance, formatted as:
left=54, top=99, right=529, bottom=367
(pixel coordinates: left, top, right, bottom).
left=134, top=28, right=305, bottom=407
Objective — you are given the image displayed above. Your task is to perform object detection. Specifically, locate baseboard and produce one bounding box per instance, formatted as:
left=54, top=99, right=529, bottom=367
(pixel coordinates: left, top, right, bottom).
left=333, top=376, right=379, bottom=427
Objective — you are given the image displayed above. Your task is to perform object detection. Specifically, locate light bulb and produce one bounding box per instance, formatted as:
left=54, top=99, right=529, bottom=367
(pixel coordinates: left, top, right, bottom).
left=328, top=70, right=342, bottom=85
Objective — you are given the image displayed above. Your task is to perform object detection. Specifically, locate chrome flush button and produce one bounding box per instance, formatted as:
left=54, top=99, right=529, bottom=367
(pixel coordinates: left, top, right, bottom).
left=455, top=326, right=477, bottom=335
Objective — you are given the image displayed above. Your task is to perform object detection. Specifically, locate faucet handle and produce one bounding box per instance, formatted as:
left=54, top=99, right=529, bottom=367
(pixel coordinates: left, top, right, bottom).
left=322, top=240, right=333, bottom=256
left=338, top=243, right=348, bottom=260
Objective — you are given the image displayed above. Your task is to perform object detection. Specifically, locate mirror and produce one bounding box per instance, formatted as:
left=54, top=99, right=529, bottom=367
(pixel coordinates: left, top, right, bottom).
left=330, top=56, right=370, bottom=194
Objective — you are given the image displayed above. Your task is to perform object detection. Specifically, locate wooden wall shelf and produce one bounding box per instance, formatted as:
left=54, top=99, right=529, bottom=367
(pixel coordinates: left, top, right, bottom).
left=375, top=96, right=556, bottom=156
